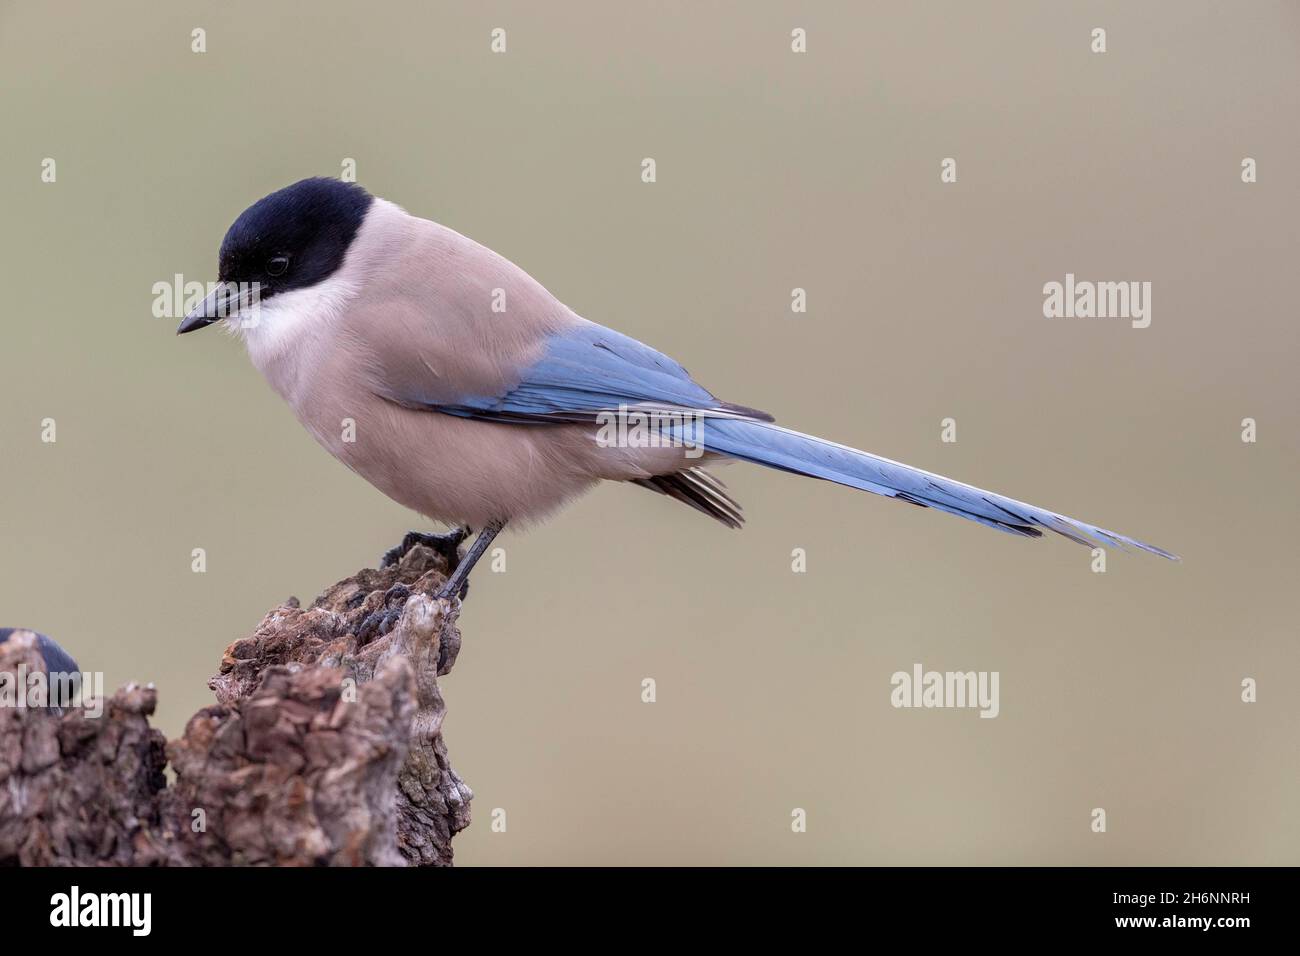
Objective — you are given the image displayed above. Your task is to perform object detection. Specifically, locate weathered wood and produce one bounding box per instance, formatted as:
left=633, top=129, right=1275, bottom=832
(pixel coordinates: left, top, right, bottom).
left=0, top=544, right=472, bottom=866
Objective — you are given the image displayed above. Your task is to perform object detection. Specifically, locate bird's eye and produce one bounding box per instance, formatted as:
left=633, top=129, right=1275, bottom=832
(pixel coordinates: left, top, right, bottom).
left=266, top=256, right=290, bottom=277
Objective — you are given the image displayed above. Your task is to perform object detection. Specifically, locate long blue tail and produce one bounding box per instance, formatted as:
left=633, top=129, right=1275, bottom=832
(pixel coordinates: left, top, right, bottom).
left=697, top=418, right=1177, bottom=559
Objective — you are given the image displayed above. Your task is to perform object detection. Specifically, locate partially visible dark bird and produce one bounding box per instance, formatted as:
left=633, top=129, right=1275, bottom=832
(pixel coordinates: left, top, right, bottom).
left=0, top=627, right=79, bottom=674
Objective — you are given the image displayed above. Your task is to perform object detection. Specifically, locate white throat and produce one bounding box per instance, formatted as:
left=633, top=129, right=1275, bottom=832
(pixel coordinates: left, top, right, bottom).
left=227, top=274, right=359, bottom=372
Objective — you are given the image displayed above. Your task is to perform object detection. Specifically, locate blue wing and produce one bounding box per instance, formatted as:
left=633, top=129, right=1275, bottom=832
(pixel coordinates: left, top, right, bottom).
left=435, top=322, right=772, bottom=423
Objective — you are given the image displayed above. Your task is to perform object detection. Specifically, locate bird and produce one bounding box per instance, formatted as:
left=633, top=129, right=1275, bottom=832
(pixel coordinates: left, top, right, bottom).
left=0, top=629, right=81, bottom=713
left=177, top=178, right=1175, bottom=599
left=0, top=628, right=79, bottom=675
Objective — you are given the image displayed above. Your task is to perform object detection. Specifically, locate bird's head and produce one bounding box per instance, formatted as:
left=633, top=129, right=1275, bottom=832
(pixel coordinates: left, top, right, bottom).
left=177, top=177, right=373, bottom=334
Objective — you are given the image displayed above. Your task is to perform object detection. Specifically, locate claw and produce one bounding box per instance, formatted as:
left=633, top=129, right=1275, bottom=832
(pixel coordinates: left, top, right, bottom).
left=379, top=528, right=470, bottom=570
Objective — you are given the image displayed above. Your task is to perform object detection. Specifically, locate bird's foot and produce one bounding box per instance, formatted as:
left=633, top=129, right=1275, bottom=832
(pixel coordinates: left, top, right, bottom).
left=379, top=527, right=470, bottom=572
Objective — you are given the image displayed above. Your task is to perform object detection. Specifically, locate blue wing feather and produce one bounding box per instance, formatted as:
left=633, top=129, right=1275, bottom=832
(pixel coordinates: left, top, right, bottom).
left=438, top=323, right=759, bottom=420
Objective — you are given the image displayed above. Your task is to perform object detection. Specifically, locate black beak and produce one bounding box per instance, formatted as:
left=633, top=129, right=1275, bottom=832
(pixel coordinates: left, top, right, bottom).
left=177, top=282, right=243, bottom=334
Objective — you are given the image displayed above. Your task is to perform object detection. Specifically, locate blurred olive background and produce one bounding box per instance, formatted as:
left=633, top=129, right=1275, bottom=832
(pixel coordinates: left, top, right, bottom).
left=2, top=1, right=1297, bottom=865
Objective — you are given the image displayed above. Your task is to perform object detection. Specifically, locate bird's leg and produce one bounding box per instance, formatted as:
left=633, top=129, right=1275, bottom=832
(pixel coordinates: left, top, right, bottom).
left=433, top=519, right=506, bottom=602
left=380, top=527, right=470, bottom=571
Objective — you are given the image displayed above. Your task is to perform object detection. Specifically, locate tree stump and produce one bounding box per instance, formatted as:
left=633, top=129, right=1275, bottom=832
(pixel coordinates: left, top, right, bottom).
left=0, top=545, right=473, bottom=866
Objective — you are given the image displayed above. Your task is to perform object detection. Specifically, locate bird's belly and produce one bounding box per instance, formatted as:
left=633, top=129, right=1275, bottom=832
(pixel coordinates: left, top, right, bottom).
left=315, top=399, right=604, bottom=527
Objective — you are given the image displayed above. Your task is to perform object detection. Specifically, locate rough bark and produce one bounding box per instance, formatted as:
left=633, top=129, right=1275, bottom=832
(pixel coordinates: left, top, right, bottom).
left=0, top=544, right=472, bottom=866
